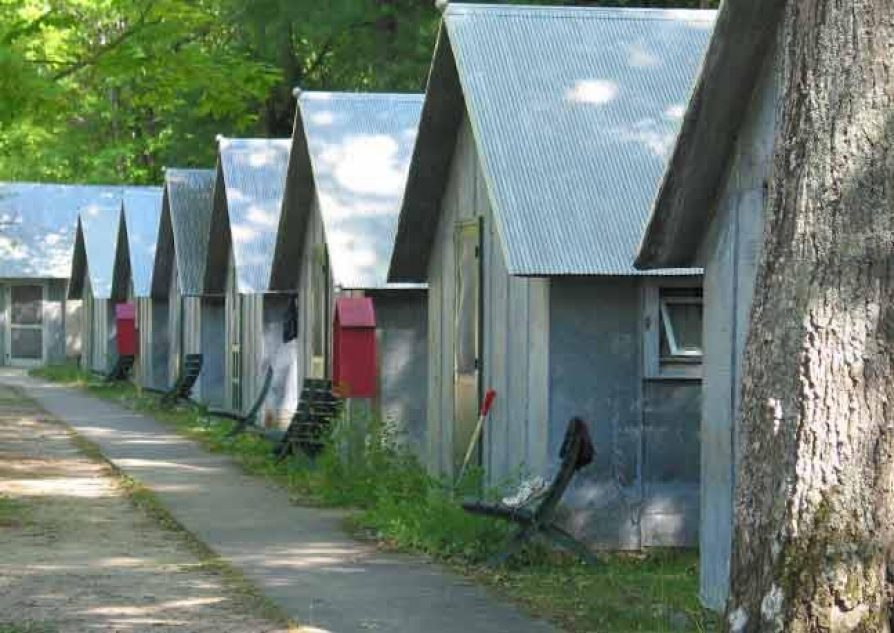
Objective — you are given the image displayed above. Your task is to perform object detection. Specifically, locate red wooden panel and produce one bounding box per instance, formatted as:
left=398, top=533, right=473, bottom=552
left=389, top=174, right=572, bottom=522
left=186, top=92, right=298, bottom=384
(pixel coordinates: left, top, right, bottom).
left=333, top=297, right=376, bottom=398
left=116, top=302, right=137, bottom=356
left=335, top=297, right=376, bottom=328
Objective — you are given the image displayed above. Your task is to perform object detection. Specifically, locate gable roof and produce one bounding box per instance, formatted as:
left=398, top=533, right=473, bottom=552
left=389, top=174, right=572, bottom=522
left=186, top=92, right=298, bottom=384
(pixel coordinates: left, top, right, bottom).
left=69, top=204, right=123, bottom=300
left=152, top=169, right=215, bottom=297
left=206, top=137, right=291, bottom=294
left=636, top=0, right=783, bottom=269
left=389, top=4, right=715, bottom=281
left=0, top=182, right=122, bottom=280
left=271, top=91, right=424, bottom=291
left=115, top=187, right=163, bottom=299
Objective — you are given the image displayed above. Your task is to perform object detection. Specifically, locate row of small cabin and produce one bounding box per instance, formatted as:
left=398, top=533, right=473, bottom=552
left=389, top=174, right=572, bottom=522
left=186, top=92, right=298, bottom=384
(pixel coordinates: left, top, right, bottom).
left=0, top=2, right=781, bottom=610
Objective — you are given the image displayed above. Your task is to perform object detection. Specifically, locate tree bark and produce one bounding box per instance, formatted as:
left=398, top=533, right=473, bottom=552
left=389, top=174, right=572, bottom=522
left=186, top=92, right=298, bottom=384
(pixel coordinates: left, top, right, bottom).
left=728, top=1, right=894, bottom=631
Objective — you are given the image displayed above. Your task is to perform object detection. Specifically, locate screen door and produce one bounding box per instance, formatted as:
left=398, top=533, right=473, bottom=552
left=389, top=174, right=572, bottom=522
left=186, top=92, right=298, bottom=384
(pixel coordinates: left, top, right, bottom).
left=454, top=220, right=482, bottom=472
left=8, top=285, right=44, bottom=366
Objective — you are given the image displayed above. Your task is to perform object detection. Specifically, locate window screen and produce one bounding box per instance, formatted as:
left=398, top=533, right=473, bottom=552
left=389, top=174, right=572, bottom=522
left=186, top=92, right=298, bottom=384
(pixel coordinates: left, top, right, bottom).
left=659, top=288, right=703, bottom=360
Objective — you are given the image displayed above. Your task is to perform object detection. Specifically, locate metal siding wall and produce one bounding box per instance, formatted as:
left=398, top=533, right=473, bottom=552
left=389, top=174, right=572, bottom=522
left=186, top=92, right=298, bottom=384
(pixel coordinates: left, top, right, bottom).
left=548, top=278, right=643, bottom=549
left=239, top=293, right=265, bottom=416
left=697, top=57, right=777, bottom=610
left=90, top=296, right=110, bottom=372
left=224, top=258, right=237, bottom=411
left=641, top=378, right=701, bottom=547
left=371, top=291, right=428, bottom=458
left=297, top=199, right=326, bottom=384
left=0, top=286, right=6, bottom=364
left=425, top=113, right=549, bottom=482
left=107, top=299, right=117, bottom=367
left=45, top=280, right=66, bottom=363
left=65, top=297, right=81, bottom=360
left=81, top=287, right=92, bottom=370
left=182, top=296, right=202, bottom=399
left=168, top=263, right=182, bottom=384
left=200, top=296, right=227, bottom=408
left=151, top=299, right=170, bottom=389
left=136, top=297, right=153, bottom=389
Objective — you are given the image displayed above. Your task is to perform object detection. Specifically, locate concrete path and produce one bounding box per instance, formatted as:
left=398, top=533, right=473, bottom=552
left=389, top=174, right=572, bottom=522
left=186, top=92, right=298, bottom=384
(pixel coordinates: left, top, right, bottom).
left=2, top=371, right=555, bottom=633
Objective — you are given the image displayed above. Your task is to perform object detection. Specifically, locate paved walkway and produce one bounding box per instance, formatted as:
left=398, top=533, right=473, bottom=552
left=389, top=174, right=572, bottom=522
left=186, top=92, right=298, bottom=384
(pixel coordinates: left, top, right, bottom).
left=2, top=371, right=554, bottom=633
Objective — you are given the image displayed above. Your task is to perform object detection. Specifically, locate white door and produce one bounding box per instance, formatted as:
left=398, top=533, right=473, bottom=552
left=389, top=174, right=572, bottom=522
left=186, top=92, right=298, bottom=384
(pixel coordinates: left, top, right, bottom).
left=7, top=284, right=45, bottom=367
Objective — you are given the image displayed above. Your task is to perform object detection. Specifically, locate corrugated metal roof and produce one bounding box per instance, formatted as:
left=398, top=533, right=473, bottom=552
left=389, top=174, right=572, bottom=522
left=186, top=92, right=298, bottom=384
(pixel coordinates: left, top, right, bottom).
left=217, top=138, right=291, bottom=293
left=298, top=92, right=424, bottom=290
left=121, top=187, right=163, bottom=298
left=390, top=4, right=715, bottom=279
left=0, top=182, right=122, bottom=279
left=160, top=169, right=215, bottom=296
left=76, top=203, right=123, bottom=300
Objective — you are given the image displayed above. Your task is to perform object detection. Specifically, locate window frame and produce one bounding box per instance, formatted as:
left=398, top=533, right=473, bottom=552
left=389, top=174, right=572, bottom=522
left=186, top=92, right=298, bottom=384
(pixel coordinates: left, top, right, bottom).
left=643, top=280, right=703, bottom=380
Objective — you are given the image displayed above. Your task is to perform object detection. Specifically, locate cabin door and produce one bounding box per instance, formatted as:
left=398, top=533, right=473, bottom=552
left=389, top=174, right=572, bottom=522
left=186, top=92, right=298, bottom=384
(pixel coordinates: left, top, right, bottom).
left=6, top=284, right=45, bottom=367
left=453, top=219, right=482, bottom=473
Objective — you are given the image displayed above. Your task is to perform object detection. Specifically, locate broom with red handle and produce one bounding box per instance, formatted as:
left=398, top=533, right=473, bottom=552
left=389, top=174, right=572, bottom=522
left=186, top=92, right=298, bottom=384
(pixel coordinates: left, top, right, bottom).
left=456, top=389, right=497, bottom=484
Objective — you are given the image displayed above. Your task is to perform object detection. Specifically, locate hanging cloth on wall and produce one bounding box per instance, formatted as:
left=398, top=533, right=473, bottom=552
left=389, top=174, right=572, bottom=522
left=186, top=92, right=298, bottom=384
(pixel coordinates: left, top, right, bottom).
left=283, top=295, right=298, bottom=342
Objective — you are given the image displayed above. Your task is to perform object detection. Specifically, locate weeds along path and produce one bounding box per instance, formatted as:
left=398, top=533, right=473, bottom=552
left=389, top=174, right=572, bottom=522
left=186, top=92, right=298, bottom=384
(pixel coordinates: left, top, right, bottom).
left=0, top=383, right=291, bottom=633
left=3, top=372, right=555, bottom=633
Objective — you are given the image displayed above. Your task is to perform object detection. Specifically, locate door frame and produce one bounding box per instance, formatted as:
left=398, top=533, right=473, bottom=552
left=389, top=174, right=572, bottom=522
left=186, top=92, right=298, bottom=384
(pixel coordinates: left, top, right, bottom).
left=5, top=281, right=47, bottom=368
left=453, top=217, right=484, bottom=473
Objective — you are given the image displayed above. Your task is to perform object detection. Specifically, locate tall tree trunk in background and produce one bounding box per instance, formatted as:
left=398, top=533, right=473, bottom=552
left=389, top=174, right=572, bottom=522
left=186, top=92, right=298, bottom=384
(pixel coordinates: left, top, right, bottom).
left=728, top=1, right=894, bottom=631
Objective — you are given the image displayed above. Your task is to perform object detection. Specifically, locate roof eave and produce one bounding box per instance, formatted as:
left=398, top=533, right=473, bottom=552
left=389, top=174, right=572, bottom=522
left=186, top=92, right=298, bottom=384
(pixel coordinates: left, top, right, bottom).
left=388, top=23, right=464, bottom=284
left=635, top=0, right=783, bottom=270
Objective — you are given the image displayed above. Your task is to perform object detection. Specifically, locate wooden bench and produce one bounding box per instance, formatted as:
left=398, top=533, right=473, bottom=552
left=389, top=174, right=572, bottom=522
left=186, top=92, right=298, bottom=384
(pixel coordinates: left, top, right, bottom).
left=462, top=417, right=600, bottom=566
left=160, top=353, right=203, bottom=407
left=273, top=378, right=342, bottom=460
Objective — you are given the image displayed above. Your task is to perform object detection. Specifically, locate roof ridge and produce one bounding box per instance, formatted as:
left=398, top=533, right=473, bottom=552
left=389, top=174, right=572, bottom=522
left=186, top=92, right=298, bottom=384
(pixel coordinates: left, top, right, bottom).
left=299, top=90, right=424, bottom=101
left=446, top=4, right=716, bottom=22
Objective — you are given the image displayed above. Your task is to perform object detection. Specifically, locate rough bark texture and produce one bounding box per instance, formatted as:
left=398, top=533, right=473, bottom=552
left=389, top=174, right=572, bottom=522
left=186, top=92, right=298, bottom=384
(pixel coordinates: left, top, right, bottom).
left=728, top=1, right=894, bottom=632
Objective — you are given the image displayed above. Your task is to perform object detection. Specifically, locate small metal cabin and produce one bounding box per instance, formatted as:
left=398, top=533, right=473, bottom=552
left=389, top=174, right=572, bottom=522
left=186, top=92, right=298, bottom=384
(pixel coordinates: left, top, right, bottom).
left=0, top=183, right=98, bottom=367
left=110, top=188, right=163, bottom=388
left=389, top=4, right=715, bottom=548
left=204, top=137, right=296, bottom=422
left=69, top=204, right=124, bottom=373
left=270, top=91, right=428, bottom=452
left=150, top=169, right=220, bottom=402
left=636, top=1, right=780, bottom=610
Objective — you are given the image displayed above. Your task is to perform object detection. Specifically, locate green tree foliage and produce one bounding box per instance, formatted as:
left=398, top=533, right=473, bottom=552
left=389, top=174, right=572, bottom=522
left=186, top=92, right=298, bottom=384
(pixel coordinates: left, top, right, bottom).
left=0, top=0, right=719, bottom=184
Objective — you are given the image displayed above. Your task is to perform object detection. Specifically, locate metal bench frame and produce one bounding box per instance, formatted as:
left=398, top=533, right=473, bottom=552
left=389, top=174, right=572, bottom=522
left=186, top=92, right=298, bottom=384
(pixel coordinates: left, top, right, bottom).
left=217, top=366, right=274, bottom=437
left=462, top=417, right=600, bottom=566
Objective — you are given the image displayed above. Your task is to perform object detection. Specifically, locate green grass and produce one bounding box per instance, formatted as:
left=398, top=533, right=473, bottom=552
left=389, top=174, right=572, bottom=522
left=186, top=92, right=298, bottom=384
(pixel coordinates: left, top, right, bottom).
left=31, top=362, right=718, bottom=632
left=0, top=494, right=28, bottom=528
left=0, top=623, right=56, bottom=633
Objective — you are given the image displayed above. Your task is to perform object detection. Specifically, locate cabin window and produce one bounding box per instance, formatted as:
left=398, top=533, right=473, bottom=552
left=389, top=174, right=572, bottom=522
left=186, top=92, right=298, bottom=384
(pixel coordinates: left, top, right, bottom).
left=643, top=283, right=703, bottom=379
left=659, top=288, right=703, bottom=361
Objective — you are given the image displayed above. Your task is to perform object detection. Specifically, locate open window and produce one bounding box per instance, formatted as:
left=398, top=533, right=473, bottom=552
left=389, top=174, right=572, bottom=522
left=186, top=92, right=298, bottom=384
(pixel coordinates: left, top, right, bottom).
left=644, top=283, right=703, bottom=379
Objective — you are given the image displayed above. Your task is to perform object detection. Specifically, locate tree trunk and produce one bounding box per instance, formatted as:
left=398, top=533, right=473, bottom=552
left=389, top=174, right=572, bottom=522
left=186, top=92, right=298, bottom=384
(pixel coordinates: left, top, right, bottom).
left=728, top=1, right=894, bottom=631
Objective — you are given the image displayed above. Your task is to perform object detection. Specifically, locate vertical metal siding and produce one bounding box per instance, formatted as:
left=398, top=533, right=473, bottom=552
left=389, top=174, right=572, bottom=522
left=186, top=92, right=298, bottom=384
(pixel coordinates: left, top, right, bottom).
left=425, top=114, right=549, bottom=483
left=698, top=57, right=777, bottom=610
left=45, top=280, right=67, bottom=363
left=168, top=263, right=182, bottom=386
left=199, top=297, right=226, bottom=408
left=136, top=297, right=153, bottom=389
